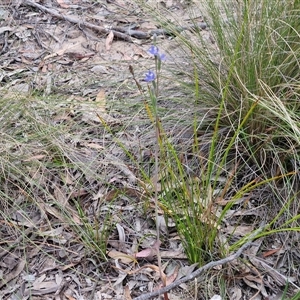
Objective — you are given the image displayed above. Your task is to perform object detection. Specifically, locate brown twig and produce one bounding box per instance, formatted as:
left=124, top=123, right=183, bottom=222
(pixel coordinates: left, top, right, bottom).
left=22, top=1, right=207, bottom=42
left=22, top=0, right=133, bottom=42
left=133, top=241, right=254, bottom=300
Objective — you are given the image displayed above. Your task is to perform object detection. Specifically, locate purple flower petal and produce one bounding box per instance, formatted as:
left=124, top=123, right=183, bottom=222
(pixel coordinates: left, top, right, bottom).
left=148, top=45, right=159, bottom=56
left=144, top=70, right=156, bottom=82
left=159, top=53, right=166, bottom=61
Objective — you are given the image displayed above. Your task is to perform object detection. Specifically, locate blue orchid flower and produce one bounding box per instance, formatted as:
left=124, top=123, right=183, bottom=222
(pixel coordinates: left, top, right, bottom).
left=148, top=45, right=166, bottom=61
left=148, top=45, right=159, bottom=56
left=144, top=70, right=156, bottom=82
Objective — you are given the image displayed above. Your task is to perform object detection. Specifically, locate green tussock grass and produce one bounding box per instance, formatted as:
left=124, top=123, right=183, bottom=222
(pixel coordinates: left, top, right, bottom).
left=134, top=0, right=300, bottom=297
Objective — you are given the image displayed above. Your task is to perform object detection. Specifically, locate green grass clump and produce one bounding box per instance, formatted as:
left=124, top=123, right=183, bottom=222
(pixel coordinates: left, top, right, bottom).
left=191, top=0, right=300, bottom=169
left=136, top=0, right=300, bottom=297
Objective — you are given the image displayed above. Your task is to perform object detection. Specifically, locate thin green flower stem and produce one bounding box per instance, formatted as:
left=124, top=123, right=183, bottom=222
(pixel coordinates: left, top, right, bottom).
left=154, top=115, right=165, bottom=288
left=148, top=77, right=165, bottom=290
left=155, top=56, right=159, bottom=98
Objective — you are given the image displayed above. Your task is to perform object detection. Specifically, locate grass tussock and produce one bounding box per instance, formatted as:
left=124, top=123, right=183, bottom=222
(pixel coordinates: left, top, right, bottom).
left=193, top=0, right=300, bottom=169
left=135, top=0, right=300, bottom=297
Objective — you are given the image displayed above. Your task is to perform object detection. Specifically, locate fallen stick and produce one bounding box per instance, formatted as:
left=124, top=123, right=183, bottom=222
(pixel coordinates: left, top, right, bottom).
left=133, top=241, right=254, bottom=300
left=22, top=0, right=207, bottom=42
left=22, top=0, right=134, bottom=42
